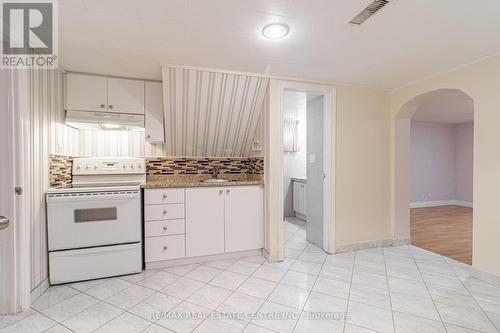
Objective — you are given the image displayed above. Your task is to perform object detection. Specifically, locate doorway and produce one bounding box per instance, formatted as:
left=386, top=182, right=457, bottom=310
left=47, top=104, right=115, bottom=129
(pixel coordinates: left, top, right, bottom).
left=0, top=70, right=31, bottom=314
left=395, top=89, right=474, bottom=264
left=277, top=82, right=335, bottom=259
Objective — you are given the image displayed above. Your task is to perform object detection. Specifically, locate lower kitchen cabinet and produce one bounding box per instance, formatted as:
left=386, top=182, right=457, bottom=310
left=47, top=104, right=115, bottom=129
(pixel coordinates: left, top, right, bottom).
left=293, top=181, right=307, bottom=217
left=144, top=185, right=263, bottom=265
left=145, top=235, right=185, bottom=262
left=185, top=187, right=225, bottom=257
left=225, top=186, right=264, bottom=252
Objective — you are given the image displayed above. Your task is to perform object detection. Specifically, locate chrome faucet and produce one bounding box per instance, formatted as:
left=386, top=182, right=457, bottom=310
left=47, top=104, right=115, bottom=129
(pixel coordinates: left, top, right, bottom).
left=212, top=166, right=221, bottom=179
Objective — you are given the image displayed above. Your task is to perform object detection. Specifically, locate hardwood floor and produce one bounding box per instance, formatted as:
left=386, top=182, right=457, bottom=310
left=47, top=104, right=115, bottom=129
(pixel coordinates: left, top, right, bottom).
left=410, top=205, right=472, bottom=265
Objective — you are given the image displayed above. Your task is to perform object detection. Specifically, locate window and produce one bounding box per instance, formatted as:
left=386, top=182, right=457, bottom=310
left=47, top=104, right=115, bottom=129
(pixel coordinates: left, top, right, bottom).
left=284, top=118, right=298, bottom=152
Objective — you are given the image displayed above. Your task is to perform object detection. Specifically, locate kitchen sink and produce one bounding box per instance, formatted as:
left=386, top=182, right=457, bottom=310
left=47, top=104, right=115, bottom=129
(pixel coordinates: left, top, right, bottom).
left=202, top=178, right=230, bottom=183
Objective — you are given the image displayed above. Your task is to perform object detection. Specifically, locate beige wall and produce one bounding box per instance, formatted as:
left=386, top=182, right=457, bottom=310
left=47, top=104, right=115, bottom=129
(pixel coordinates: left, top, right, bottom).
left=335, top=86, right=392, bottom=247
left=390, top=55, right=500, bottom=276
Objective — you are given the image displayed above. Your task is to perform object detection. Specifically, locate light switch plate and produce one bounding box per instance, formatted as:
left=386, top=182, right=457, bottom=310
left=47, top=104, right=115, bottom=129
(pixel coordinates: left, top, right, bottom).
left=308, top=154, right=316, bottom=163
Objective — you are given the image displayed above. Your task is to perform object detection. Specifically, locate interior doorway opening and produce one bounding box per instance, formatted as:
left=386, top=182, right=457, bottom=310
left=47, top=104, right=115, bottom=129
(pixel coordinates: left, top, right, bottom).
left=280, top=84, right=334, bottom=259
left=395, top=89, right=474, bottom=264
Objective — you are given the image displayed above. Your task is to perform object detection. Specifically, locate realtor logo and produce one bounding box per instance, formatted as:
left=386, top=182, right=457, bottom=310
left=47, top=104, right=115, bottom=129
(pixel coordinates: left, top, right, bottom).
left=1, top=0, right=58, bottom=68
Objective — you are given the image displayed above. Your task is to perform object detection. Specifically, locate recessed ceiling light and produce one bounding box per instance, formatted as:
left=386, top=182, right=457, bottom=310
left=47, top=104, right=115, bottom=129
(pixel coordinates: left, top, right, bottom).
left=262, top=23, right=289, bottom=40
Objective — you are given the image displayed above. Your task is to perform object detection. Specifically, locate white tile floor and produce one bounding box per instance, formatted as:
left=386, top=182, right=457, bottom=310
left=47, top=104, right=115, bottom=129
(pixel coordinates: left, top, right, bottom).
left=2, top=217, right=500, bottom=333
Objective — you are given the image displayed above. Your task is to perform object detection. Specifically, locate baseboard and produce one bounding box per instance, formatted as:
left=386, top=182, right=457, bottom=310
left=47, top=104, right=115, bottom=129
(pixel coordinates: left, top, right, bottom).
left=145, top=249, right=262, bottom=270
left=410, top=200, right=473, bottom=208
left=335, top=237, right=411, bottom=253
left=30, top=278, right=49, bottom=303
left=454, top=200, right=473, bottom=208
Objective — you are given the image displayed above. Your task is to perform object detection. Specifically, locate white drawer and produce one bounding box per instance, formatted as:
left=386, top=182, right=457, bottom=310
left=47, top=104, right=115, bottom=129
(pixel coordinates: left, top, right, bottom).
left=145, top=219, right=185, bottom=237
left=145, top=235, right=185, bottom=262
left=145, top=203, right=184, bottom=221
left=145, top=188, right=184, bottom=205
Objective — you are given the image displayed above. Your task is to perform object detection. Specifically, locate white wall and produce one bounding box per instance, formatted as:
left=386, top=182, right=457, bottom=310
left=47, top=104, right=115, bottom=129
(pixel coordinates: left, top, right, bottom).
left=27, top=68, right=79, bottom=294
left=283, top=90, right=307, bottom=217
left=410, top=121, right=473, bottom=205
left=411, top=121, right=456, bottom=202
left=335, top=86, right=391, bottom=247
left=456, top=122, right=474, bottom=202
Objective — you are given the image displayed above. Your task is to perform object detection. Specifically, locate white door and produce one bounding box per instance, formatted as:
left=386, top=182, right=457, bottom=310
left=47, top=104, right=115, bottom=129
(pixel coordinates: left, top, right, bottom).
left=145, top=81, right=165, bottom=142
left=306, top=95, right=325, bottom=248
left=186, top=187, right=225, bottom=257
left=0, top=70, right=30, bottom=314
left=66, top=73, right=108, bottom=112
left=225, top=186, right=264, bottom=252
left=107, top=78, right=145, bottom=115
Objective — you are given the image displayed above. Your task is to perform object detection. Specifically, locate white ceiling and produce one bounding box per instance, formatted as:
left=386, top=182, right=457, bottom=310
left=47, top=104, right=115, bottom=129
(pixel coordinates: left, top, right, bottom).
left=59, top=0, right=500, bottom=89
left=412, top=90, right=474, bottom=124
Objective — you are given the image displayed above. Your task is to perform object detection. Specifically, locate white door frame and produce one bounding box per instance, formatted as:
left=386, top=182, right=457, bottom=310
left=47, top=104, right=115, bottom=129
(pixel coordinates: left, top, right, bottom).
left=0, top=70, right=31, bottom=314
left=264, top=80, right=336, bottom=261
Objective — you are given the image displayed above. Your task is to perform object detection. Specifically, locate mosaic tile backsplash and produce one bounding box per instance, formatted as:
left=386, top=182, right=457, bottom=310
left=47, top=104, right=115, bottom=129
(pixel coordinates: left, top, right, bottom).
left=49, top=156, right=264, bottom=186
left=49, top=154, right=73, bottom=188
left=145, top=157, right=264, bottom=177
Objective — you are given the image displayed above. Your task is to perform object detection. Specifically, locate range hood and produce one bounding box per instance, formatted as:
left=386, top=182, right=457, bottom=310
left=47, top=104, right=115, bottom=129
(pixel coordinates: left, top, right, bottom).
left=65, top=110, right=145, bottom=130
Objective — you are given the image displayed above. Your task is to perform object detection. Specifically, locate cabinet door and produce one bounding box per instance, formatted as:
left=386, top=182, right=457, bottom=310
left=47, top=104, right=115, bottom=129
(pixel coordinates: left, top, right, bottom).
left=66, top=73, right=107, bottom=112
left=186, top=187, right=225, bottom=257
left=294, top=182, right=307, bottom=216
left=293, top=182, right=303, bottom=214
left=225, top=186, right=263, bottom=253
left=145, top=81, right=165, bottom=142
left=107, top=78, right=145, bottom=114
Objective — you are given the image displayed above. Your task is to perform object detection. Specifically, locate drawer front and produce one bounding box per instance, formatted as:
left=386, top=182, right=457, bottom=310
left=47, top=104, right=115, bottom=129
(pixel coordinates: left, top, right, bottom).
left=145, top=219, right=185, bottom=237
left=145, top=235, right=185, bottom=262
left=145, top=188, right=184, bottom=205
left=145, top=204, right=184, bottom=221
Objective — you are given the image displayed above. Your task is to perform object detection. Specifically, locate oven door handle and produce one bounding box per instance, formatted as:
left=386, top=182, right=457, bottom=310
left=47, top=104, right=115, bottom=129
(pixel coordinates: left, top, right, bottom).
left=46, top=192, right=140, bottom=203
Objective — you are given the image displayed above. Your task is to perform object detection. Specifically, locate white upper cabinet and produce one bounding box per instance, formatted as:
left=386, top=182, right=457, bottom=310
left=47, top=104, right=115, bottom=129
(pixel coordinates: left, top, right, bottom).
left=145, top=81, right=165, bottom=142
left=65, top=73, right=145, bottom=115
left=66, top=73, right=107, bottom=112
left=107, top=78, right=144, bottom=115
left=185, top=187, right=225, bottom=257
left=225, top=186, right=263, bottom=253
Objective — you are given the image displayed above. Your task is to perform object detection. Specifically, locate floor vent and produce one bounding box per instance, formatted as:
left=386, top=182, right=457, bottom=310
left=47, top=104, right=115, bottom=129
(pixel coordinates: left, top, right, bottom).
left=349, top=0, right=390, bottom=25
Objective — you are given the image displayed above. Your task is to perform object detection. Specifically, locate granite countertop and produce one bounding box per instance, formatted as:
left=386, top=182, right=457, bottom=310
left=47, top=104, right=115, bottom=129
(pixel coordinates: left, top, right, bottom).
left=291, top=177, right=307, bottom=184
left=141, top=175, right=264, bottom=189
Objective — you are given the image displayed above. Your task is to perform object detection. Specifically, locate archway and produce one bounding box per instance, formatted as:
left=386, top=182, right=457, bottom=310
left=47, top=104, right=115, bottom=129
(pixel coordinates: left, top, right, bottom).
left=394, top=89, right=474, bottom=264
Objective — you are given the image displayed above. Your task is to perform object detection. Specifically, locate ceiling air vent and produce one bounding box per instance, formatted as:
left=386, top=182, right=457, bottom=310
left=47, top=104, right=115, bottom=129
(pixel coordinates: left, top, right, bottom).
left=349, top=0, right=389, bottom=25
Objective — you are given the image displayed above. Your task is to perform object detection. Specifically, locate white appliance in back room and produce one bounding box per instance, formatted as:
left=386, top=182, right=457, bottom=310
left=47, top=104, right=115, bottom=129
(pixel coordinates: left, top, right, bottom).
left=46, top=157, right=146, bottom=284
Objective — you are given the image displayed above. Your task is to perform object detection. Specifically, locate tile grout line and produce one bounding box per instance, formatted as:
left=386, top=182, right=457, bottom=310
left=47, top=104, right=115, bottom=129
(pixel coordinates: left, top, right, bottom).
left=342, top=249, right=357, bottom=333
left=17, top=224, right=500, bottom=333
left=251, top=222, right=306, bottom=333
left=442, top=253, right=500, bottom=333
left=194, top=258, right=266, bottom=331
left=383, top=247, right=400, bottom=333
left=60, top=266, right=204, bottom=332
left=130, top=260, right=259, bottom=333
left=287, top=223, right=333, bottom=333
left=248, top=221, right=310, bottom=333
left=73, top=262, right=227, bottom=332
left=5, top=219, right=296, bottom=333
left=408, top=246, right=450, bottom=333
left=58, top=259, right=257, bottom=333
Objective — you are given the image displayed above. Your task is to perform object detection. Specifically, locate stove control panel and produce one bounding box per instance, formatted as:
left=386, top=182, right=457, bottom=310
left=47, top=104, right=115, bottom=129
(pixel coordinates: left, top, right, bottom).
left=73, top=157, right=146, bottom=175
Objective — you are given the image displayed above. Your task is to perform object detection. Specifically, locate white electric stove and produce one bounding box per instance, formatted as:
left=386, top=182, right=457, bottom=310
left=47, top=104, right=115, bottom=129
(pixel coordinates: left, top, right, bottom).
left=46, top=157, right=146, bottom=284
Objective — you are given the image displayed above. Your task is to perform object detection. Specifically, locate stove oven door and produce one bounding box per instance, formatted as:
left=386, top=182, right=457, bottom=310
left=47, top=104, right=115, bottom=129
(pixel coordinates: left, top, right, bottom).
left=46, top=190, right=141, bottom=251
